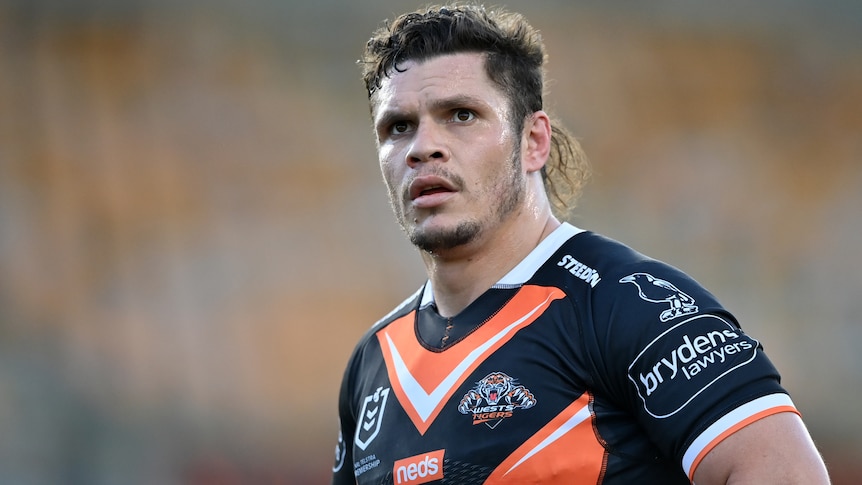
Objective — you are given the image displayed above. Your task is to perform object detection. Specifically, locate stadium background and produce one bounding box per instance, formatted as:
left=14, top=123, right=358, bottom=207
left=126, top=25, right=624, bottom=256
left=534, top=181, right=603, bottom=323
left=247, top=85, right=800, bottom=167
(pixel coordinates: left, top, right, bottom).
left=1, top=0, right=860, bottom=483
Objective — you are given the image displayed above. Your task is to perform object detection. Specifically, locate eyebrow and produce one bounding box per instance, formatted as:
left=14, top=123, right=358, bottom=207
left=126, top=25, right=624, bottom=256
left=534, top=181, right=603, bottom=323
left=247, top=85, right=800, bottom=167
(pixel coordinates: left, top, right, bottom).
left=427, top=94, right=487, bottom=113
left=374, top=94, right=489, bottom=131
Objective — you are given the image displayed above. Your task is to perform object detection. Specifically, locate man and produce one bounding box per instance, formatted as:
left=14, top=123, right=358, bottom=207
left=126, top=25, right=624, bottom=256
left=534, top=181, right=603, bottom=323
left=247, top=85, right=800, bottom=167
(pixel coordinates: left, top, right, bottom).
left=333, top=4, right=830, bottom=484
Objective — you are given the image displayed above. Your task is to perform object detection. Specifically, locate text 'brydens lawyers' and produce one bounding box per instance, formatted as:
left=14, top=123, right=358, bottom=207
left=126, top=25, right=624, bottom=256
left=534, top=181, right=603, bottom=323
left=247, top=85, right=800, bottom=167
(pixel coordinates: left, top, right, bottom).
left=639, top=328, right=754, bottom=396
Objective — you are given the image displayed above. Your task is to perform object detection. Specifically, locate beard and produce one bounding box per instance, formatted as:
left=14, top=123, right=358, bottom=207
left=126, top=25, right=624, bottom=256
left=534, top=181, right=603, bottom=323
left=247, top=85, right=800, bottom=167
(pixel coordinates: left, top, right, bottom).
left=409, top=218, right=482, bottom=253
left=392, top=140, right=525, bottom=254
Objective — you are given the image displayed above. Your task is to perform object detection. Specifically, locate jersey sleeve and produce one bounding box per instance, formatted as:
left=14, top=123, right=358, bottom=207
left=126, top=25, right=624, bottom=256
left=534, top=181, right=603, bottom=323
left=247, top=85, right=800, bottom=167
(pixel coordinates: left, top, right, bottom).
left=590, top=259, right=796, bottom=480
left=332, top=343, right=361, bottom=484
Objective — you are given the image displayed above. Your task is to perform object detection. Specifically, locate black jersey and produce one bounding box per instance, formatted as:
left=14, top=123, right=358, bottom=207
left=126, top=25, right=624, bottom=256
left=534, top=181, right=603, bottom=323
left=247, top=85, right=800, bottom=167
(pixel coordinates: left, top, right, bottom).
left=332, top=223, right=797, bottom=484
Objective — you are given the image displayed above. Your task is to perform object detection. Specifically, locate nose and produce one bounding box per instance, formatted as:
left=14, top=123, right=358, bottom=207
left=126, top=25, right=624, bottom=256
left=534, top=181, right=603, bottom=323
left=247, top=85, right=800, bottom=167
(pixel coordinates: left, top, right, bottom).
left=406, top=122, right=448, bottom=167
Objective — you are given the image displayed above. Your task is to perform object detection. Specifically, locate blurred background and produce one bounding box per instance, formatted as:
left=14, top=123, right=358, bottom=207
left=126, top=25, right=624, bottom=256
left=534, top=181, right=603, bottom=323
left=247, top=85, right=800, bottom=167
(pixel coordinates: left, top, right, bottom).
left=0, top=0, right=860, bottom=483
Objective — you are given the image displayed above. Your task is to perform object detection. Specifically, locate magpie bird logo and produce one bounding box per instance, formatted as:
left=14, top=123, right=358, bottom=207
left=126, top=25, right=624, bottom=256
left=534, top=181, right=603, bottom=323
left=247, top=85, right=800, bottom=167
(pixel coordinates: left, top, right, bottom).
left=619, top=273, right=699, bottom=322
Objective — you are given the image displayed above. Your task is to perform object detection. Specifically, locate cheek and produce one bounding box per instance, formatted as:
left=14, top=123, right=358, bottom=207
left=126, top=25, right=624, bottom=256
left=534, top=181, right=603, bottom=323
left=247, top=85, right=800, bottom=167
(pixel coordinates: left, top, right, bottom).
left=378, top=154, right=401, bottom=190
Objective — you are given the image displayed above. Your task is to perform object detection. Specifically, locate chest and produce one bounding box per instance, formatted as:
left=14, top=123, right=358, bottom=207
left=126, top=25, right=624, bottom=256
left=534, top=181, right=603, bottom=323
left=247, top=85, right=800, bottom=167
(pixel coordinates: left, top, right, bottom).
left=349, top=286, right=606, bottom=484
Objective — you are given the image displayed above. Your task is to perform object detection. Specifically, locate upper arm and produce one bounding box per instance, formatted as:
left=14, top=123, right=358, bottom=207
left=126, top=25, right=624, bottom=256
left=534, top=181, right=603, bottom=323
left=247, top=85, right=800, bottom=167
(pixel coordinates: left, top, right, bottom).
left=692, top=411, right=830, bottom=484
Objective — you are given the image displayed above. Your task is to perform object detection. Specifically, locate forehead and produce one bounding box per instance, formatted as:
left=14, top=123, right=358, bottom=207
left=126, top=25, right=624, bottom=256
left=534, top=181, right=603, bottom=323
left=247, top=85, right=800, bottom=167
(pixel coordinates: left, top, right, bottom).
left=371, top=52, right=503, bottom=116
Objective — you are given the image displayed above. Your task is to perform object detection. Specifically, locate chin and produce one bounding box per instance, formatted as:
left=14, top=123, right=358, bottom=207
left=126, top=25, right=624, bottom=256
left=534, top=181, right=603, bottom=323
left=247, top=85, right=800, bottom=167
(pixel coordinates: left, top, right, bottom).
left=408, top=219, right=482, bottom=253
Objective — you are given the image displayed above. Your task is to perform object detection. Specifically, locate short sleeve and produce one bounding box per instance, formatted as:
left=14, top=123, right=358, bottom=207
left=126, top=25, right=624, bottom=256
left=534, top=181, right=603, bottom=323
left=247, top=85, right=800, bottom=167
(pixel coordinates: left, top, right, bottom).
left=591, top=260, right=794, bottom=479
left=332, top=344, right=361, bottom=484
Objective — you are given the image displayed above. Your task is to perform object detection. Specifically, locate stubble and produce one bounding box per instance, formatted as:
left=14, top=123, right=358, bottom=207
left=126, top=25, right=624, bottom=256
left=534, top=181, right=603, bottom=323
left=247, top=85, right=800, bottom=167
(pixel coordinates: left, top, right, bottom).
left=390, top=141, right=524, bottom=254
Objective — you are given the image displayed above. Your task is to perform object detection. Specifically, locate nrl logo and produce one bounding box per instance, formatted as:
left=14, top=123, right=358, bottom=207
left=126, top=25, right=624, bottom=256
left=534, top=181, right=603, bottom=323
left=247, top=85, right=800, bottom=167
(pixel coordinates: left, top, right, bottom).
left=458, top=372, right=536, bottom=429
left=355, top=387, right=390, bottom=450
left=620, top=272, right=699, bottom=322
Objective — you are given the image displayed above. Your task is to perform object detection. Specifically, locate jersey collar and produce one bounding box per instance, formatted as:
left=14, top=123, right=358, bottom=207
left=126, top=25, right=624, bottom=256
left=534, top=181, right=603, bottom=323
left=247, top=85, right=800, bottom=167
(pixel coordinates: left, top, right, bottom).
left=419, top=222, right=585, bottom=307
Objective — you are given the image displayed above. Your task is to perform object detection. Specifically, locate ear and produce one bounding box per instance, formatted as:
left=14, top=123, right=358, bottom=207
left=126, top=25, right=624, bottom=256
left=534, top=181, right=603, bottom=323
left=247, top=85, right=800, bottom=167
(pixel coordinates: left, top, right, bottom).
left=521, top=110, right=551, bottom=174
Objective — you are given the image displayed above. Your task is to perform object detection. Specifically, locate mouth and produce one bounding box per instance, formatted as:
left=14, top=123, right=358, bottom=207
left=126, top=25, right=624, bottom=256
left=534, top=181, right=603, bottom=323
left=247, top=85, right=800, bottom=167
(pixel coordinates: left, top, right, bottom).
left=408, top=175, right=456, bottom=201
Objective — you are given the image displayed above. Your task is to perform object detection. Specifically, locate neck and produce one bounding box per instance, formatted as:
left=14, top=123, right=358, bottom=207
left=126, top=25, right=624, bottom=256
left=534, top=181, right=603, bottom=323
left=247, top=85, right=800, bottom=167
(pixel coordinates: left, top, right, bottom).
left=422, top=211, right=560, bottom=318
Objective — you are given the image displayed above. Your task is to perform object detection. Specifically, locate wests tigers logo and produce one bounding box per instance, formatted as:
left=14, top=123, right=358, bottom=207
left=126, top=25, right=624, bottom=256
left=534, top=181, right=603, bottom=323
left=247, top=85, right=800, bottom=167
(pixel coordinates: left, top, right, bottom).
left=458, top=372, right=536, bottom=429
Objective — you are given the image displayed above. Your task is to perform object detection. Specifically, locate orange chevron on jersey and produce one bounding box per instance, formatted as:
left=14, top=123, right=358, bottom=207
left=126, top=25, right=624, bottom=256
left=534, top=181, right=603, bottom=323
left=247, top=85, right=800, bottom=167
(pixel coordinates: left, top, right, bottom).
left=377, top=285, right=565, bottom=435
left=485, top=392, right=606, bottom=484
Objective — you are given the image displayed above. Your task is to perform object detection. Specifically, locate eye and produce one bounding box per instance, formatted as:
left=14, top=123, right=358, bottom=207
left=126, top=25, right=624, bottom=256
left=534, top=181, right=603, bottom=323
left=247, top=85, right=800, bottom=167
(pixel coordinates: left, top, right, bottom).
left=390, top=121, right=413, bottom=135
left=452, top=109, right=475, bottom=122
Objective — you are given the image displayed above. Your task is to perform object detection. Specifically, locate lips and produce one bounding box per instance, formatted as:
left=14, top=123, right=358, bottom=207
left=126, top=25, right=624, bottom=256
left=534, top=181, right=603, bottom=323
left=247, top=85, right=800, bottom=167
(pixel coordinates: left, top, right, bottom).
left=408, top=175, right=456, bottom=201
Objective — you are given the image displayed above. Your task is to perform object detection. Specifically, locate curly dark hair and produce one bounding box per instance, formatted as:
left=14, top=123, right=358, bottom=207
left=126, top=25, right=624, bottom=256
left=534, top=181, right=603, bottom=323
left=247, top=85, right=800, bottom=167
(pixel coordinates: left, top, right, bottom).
left=359, top=3, right=590, bottom=216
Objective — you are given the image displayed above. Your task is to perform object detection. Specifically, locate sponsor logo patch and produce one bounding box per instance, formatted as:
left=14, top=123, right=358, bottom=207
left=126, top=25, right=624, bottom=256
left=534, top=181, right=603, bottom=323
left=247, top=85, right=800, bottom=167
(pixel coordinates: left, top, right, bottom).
left=628, top=314, right=759, bottom=418
left=332, top=428, right=347, bottom=472
left=393, top=449, right=444, bottom=485
left=457, top=372, right=536, bottom=429
left=355, top=387, right=390, bottom=450
left=620, top=272, right=699, bottom=322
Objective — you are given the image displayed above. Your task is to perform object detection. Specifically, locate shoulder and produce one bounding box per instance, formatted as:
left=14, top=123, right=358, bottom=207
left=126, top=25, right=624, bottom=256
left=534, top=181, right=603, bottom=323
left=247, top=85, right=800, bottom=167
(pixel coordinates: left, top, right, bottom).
left=555, top=231, right=724, bottom=317
left=340, top=285, right=423, bottom=385
left=542, top=230, right=720, bottom=312
left=524, top=226, right=648, bottom=291
left=354, top=285, right=423, bottom=352
left=564, top=233, right=736, bottom=385
left=541, top=228, right=738, bottom=387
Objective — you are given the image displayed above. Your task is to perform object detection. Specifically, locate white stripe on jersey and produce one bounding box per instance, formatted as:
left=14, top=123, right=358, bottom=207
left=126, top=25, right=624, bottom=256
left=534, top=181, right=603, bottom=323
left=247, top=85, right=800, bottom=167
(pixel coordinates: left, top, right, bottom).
left=683, top=392, right=797, bottom=479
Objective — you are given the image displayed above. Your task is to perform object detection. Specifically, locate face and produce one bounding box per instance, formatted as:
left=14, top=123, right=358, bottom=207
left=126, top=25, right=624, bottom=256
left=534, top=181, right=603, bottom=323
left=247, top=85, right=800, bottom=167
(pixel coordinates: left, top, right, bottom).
left=371, top=53, right=526, bottom=254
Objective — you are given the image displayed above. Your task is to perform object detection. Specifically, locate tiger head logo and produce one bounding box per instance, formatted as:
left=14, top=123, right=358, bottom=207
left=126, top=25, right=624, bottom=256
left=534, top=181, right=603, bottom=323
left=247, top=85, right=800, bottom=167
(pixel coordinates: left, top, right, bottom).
left=478, top=372, right=517, bottom=405
left=458, top=372, right=536, bottom=428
